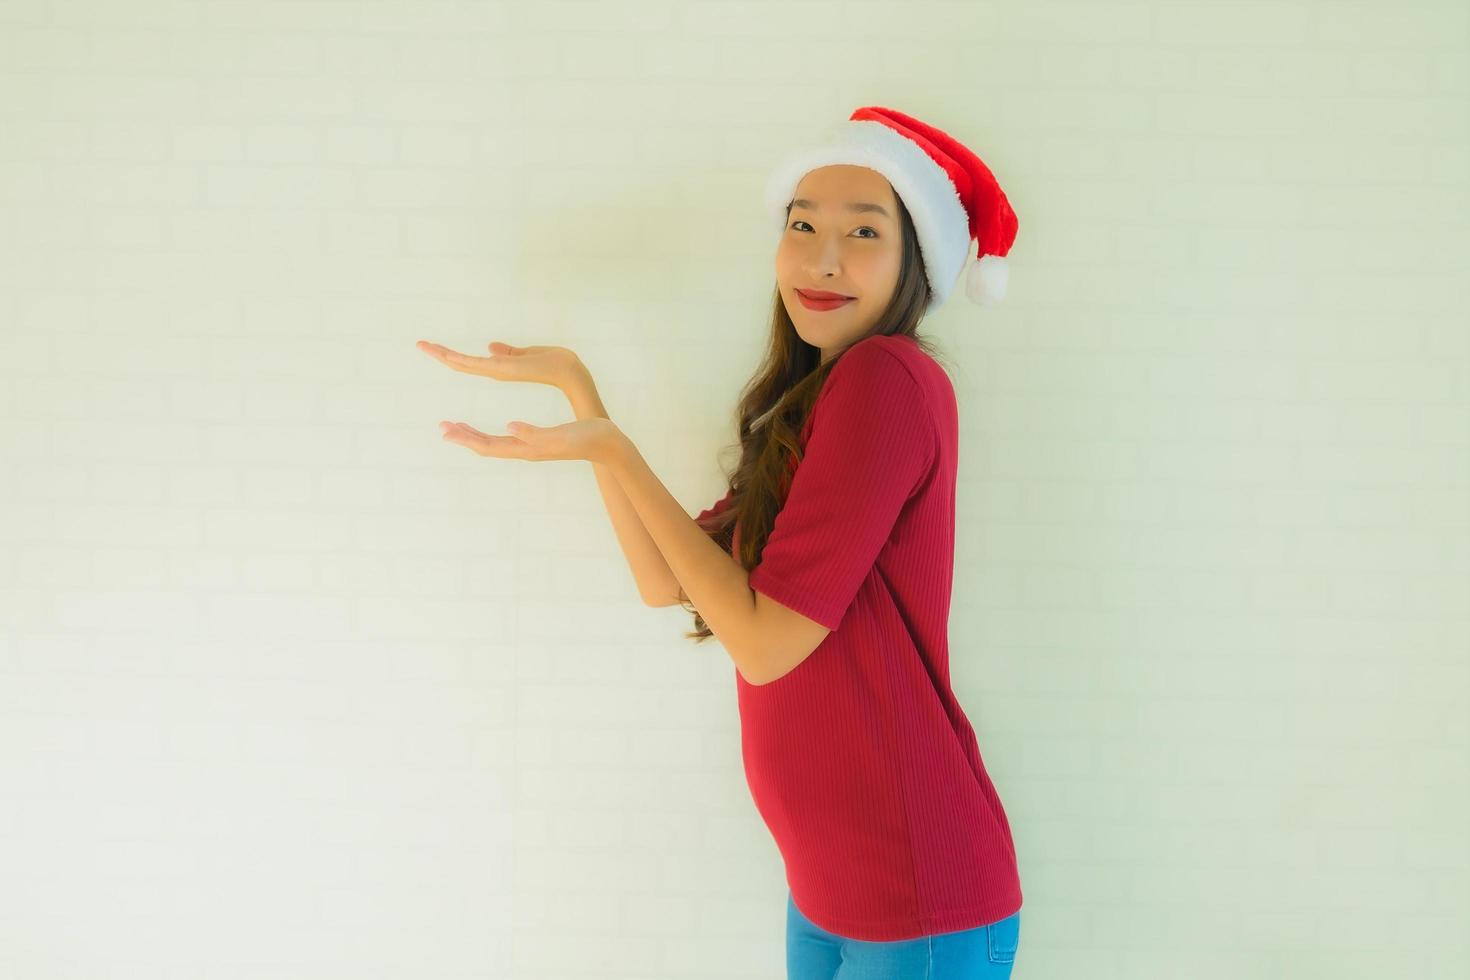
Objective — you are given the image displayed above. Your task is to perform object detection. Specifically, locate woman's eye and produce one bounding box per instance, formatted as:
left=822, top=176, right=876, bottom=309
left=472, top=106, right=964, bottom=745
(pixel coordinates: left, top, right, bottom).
left=789, top=220, right=878, bottom=238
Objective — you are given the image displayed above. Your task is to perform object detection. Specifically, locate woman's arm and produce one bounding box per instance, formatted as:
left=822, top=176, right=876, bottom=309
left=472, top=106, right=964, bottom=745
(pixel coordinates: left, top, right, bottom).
left=606, top=433, right=785, bottom=685
left=433, top=388, right=820, bottom=684
left=562, top=370, right=684, bottom=606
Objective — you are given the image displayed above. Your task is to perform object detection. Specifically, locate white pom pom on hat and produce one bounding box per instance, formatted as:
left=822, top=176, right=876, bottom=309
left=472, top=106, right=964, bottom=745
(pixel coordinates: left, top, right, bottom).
left=764, top=105, right=1017, bottom=311
left=966, top=252, right=1009, bottom=306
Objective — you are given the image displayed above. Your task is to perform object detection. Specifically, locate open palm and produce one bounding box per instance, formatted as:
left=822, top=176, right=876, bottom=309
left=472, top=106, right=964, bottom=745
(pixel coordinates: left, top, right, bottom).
left=419, top=337, right=622, bottom=465
left=438, top=416, right=620, bottom=465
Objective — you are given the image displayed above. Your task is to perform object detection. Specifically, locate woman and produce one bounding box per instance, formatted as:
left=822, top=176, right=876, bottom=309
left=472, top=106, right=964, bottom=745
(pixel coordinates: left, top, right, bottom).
left=418, top=106, right=1022, bottom=979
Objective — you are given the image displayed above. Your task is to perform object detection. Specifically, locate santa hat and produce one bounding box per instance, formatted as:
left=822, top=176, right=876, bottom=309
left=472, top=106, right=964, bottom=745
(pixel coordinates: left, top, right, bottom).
left=764, top=106, right=1017, bottom=309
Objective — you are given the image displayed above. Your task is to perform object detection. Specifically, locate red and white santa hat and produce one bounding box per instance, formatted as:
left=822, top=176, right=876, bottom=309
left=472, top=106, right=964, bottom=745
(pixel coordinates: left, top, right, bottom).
left=764, top=105, right=1018, bottom=309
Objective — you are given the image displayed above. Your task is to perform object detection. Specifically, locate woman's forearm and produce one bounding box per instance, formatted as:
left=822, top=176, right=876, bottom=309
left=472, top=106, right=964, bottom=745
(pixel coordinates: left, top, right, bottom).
left=562, top=372, right=683, bottom=606
left=606, top=434, right=764, bottom=683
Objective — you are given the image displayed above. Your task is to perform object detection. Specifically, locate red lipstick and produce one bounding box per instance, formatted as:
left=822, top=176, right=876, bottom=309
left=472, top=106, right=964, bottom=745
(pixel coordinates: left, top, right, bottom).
left=796, top=288, right=856, bottom=311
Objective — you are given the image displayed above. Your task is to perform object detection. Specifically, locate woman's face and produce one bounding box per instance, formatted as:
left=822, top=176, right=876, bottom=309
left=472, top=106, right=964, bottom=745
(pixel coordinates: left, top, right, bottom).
left=775, top=165, right=903, bottom=364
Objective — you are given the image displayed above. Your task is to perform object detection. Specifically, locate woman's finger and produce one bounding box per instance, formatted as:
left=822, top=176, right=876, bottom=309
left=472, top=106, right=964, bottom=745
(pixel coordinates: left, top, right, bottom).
left=438, top=420, right=531, bottom=459
left=417, top=340, right=496, bottom=374
left=417, top=340, right=527, bottom=381
left=417, top=339, right=577, bottom=389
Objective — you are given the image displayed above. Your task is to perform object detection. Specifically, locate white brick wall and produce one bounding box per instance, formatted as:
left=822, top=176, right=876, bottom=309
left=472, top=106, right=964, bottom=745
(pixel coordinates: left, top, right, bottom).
left=1, top=1, right=1465, bottom=977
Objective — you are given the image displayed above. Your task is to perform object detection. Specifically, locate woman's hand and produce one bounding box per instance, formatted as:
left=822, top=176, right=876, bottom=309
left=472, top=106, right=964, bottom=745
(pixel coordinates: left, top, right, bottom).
left=415, top=339, right=586, bottom=391
left=419, top=337, right=617, bottom=462
left=437, top=417, right=624, bottom=466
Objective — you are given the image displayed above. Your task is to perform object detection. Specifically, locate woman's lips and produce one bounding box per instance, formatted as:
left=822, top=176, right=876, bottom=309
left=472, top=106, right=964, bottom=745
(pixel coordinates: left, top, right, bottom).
left=795, top=289, right=856, bottom=311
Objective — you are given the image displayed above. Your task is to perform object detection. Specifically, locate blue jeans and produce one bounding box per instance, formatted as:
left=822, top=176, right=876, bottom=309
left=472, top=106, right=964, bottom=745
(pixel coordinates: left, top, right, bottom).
left=786, top=891, right=1020, bottom=980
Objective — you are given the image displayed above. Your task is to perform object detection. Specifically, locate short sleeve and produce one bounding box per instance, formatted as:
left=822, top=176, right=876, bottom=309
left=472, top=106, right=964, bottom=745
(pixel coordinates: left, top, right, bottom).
left=693, top=488, right=734, bottom=526
left=747, top=341, right=936, bottom=630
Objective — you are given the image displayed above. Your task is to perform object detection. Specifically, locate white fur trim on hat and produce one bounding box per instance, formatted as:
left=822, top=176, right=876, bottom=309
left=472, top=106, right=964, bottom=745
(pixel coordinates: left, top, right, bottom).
left=764, top=119, right=973, bottom=309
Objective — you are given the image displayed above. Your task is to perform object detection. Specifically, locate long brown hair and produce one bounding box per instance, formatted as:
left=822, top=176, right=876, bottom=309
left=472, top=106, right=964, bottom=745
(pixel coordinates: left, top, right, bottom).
left=678, top=190, right=952, bottom=641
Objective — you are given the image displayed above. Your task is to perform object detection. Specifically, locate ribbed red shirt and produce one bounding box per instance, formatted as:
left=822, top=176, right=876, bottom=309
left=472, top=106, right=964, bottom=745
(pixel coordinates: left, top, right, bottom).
left=695, top=333, right=1022, bottom=942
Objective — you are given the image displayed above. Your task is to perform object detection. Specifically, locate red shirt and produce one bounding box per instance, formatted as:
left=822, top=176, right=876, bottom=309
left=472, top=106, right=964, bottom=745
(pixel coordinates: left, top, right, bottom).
left=696, top=334, right=1023, bottom=942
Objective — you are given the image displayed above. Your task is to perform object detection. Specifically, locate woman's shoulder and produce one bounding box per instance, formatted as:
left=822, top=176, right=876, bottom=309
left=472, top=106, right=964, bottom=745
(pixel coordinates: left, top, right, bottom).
left=835, top=334, right=949, bottom=397
left=835, top=333, right=915, bottom=373
left=814, top=335, right=948, bottom=437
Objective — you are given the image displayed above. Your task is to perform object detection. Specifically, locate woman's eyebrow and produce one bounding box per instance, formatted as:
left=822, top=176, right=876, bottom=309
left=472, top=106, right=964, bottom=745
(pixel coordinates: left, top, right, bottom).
left=790, top=198, right=892, bottom=219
